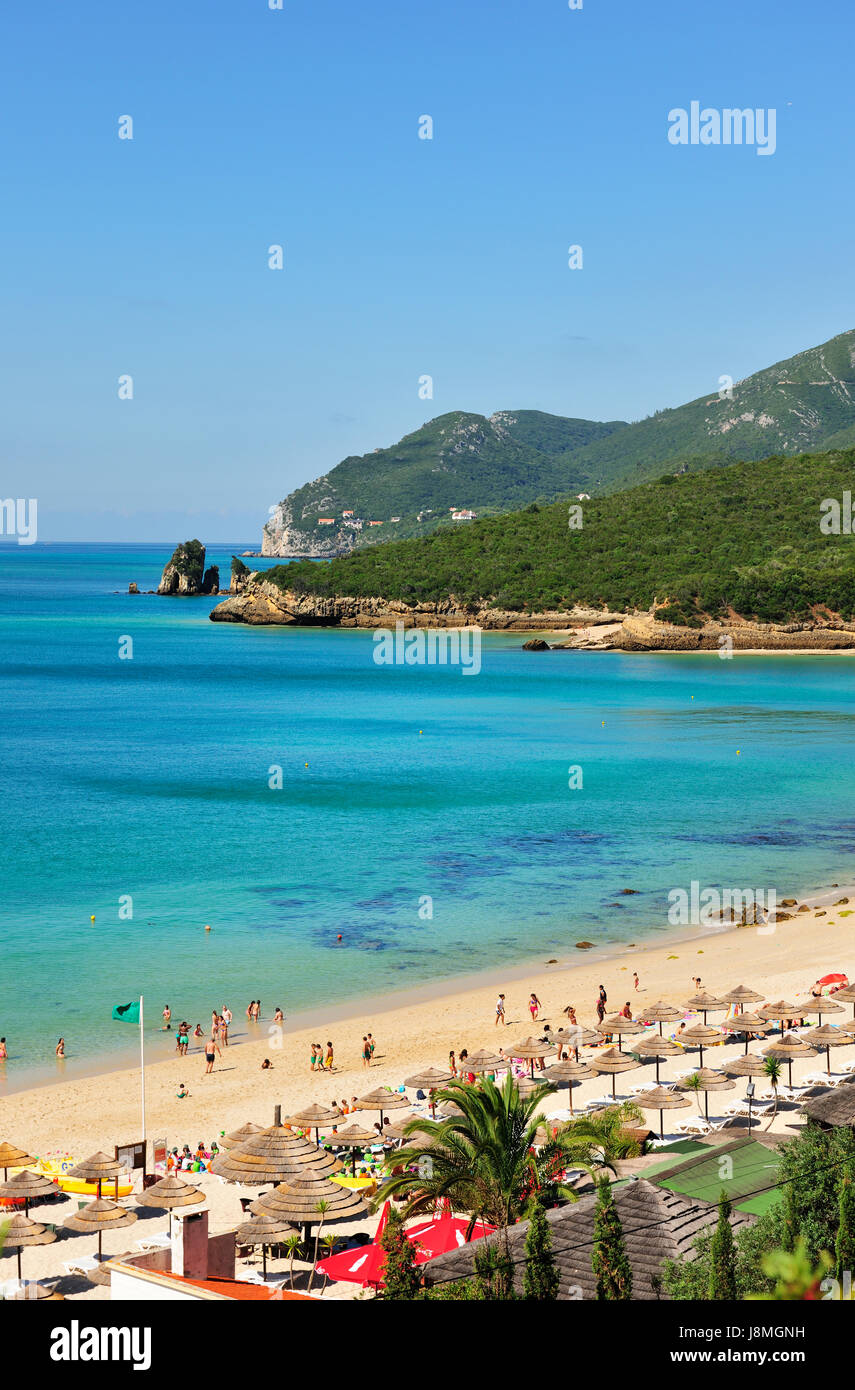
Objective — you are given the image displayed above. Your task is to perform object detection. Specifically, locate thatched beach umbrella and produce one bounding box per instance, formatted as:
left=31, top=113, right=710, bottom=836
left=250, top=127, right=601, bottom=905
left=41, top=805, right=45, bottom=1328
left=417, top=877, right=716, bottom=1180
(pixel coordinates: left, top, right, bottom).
left=506, top=1037, right=558, bottom=1078
left=251, top=1173, right=368, bottom=1244
left=633, top=1087, right=691, bottom=1140
left=0, top=1142, right=34, bottom=1180
left=677, top=1068, right=735, bottom=1120
left=804, top=1024, right=855, bottom=1076
left=515, top=1074, right=556, bottom=1100
left=325, top=1123, right=380, bottom=1176
left=590, top=1047, right=640, bottom=1099
left=759, top=1001, right=801, bottom=1036
left=543, top=1059, right=594, bottom=1115
left=721, top=984, right=765, bottom=1007
left=67, top=1151, right=127, bottom=1201
left=631, top=1033, right=682, bottom=1084
left=680, top=1023, right=725, bottom=1068
left=638, top=1002, right=682, bottom=1037
left=553, top=1026, right=599, bottom=1059
left=381, top=1113, right=422, bottom=1142
left=461, top=1049, right=506, bottom=1074
left=1, top=1212, right=56, bottom=1282
left=7, top=1280, right=64, bottom=1300
left=211, top=1125, right=342, bottom=1186
left=685, top=992, right=727, bottom=1023
left=63, top=1197, right=137, bottom=1261
left=355, top=1088, right=411, bottom=1126
left=137, top=1173, right=205, bottom=1236
left=800, top=998, right=845, bottom=1020
left=282, top=1103, right=344, bottom=1146
left=828, top=983, right=855, bottom=1019
left=0, top=1168, right=57, bottom=1215
left=219, top=1122, right=264, bottom=1150
left=722, top=1012, right=770, bottom=1054
left=763, top=1033, right=817, bottom=1087
left=234, top=1212, right=299, bottom=1279
left=726, top=1052, right=769, bottom=1077
left=596, top=1015, right=644, bottom=1053
left=404, top=1067, right=455, bottom=1118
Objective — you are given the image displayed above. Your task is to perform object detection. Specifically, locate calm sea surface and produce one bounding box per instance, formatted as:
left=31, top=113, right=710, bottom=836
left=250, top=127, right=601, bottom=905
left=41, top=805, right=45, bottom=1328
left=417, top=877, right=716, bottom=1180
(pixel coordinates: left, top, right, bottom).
left=2, top=543, right=854, bottom=1089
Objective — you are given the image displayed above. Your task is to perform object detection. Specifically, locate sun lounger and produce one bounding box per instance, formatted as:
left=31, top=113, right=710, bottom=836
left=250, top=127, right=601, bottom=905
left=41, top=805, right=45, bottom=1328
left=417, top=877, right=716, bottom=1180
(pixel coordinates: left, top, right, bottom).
left=63, top=1256, right=99, bottom=1277
left=135, top=1232, right=170, bottom=1251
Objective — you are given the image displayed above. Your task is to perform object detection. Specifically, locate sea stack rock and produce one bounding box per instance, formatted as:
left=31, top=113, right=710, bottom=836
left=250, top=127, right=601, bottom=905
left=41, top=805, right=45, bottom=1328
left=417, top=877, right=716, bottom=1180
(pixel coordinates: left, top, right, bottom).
left=128, top=582, right=139, bottom=594
left=157, top=540, right=207, bottom=595
left=230, top=556, right=252, bottom=595
left=202, top=565, right=220, bottom=595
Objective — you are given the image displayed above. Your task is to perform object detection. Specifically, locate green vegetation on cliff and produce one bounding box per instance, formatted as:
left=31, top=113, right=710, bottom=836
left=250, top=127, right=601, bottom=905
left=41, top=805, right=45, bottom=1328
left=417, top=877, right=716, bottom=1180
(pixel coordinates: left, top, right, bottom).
left=263, top=448, right=855, bottom=623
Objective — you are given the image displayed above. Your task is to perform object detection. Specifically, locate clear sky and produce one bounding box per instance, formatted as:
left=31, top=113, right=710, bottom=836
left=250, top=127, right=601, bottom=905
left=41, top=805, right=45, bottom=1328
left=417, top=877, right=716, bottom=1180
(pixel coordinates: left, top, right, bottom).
left=3, top=0, right=853, bottom=541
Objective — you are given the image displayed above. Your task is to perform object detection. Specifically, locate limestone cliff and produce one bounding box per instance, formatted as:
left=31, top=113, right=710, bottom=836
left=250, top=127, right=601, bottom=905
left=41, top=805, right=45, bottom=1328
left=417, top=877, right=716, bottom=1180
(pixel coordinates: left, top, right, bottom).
left=157, top=541, right=218, bottom=595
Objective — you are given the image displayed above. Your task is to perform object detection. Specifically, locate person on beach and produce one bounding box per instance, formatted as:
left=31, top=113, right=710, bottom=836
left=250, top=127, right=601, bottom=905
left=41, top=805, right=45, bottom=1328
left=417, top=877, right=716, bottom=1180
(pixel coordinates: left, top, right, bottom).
left=563, top=1005, right=577, bottom=1024
left=177, top=1081, right=189, bottom=1099
left=0, top=1037, right=7, bottom=1061
left=367, top=1034, right=375, bottom=1058
left=361, top=1037, right=371, bottom=1068
left=222, top=1006, right=232, bottom=1044
left=261, top=1058, right=273, bottom=1070
left=56, top=1038, right=65, bottom=1057
left=529, top=993, right=541, bottom=1022
left=449, top=1050, right=457, bottom=1077
left=595, top=994, right=606, bottom=1025
left=162, top=1005, right=172, bottom=1031
left=253, top=1001, right=260, bottom=1021
left=193, top=1024, right=203, bottom=1042
left=495, top=994, right=506, bottom=1026
left=273, top=1007, right=284, bottom=1023
left=324, top=1041, right=334, bottom=1070
left=204, top=1033, right=221, bottom=1074
left=246, top=1001, right=255, bottom=1020
left=310, top=1042, right=321, bottom=1071
left=633, top=972, right=640, bottom=991
left=619, top=1001, right=632, bottom=1020
left=599, top=985, right=608, bottom=1008
left=177, top=1022, right=190, bottom=1053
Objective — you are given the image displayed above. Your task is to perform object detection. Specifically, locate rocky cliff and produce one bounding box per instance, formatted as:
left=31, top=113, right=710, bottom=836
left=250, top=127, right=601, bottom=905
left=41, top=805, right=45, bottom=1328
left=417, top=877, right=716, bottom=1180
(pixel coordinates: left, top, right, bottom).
left=157, top=541, right=219, bottom=595
left=208, top=578, right=855, bottom=650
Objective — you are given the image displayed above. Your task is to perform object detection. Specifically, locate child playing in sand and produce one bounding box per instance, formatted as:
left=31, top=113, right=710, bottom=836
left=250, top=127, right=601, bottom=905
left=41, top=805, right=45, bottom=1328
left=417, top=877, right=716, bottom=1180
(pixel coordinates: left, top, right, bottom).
left=177, top=1082, right=189, bottom=1098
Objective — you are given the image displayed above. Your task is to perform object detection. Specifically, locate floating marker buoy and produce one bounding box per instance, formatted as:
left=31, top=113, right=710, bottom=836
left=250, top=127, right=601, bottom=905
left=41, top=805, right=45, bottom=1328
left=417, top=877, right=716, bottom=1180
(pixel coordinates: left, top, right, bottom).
left=204, top=924, right=212, bottom=932
left=305, top=762, right=309, bottom=768
left=736, top=749, right=741, bottom=756
left=90, top=914, right=95, bottom=924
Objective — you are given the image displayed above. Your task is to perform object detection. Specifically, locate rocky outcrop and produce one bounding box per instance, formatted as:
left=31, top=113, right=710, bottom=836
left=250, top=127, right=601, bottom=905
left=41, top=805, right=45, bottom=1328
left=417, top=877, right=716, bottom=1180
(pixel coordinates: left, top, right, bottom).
left=522, top=638, right=551, bottom=651
left=230, top=556, right=252, bottom=595
left=262, top=501, right=347, bottom=559
left=157, top=541, right=207, bottom=595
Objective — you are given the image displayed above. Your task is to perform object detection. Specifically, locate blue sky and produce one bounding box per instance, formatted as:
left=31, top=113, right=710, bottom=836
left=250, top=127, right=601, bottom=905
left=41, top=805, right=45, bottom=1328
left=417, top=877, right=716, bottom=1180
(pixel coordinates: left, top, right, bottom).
left=2, top=0, right=853, bottom=540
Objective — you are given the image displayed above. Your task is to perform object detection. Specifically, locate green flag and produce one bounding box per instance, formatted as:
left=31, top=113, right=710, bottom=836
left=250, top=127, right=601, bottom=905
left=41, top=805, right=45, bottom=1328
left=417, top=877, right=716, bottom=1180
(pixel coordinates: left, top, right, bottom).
left=112, top=1001, right=140, bottom=1023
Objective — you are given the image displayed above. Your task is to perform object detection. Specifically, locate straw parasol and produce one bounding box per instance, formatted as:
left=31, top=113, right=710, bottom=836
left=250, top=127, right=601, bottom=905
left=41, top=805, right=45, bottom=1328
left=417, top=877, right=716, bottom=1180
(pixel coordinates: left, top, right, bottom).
left=596, top=1016, right=644, bottom=1053
left=804, top=1024, right=855, bottom=1076
left=137, top=1173, right=205, bottom=1235
left=219, top=1122, right=264, bottom=1149
left=828, top=983, right=855, bottom=1019
left=211, top=1125, right=343, bottom=1186
left=800, top=998, right=845, bottom=1020
left=677, top=1068, right=735, bottom=1120
left=251, top=1173, right=368, bottom=1242
left=722, top=1012, right=770, bottom=1054
left=633, top=1086, right=691, bottom=1139
left=1, top=1211, right=56, bottom=1281
left=680, top=1022, right=725, bottom=1067
left=631, top=1033, right=682, bottom=1084
left=380, top=1113, right=422, bottom=1141
left=7, top=1280, right=64, bottom=1300
left=460, top=1049, right=505, bottom=1074
left=637, top=1002, right=682, bottom=1037
left=281, top=1103, right=344, bottom=1146
left=234, top=1212, right=299, bottom=1279
left=759, top=1001, right=802, bottom=1035
left=355, top=1089, right=411, bottom=1125
left=726, top=1052, right=769, bottom=1077
left=552, top=1026, right=599, bottom=1059
left=67, top=1151, right=127, bottom=1201
left=543, top=1059, right=594, bottom=1115
left=63, top=1197, right=137, bottom=1260
left=0, top=1168, right=57, bottom=1214
left=590, top=1047, right=640, bottom=1099
left=721, top=984, right=765, bottom=1006
left=763, top=1032, right=817, bottom=1086
left=506, top=1037, right=558, bottom=1078
left=515, top=1074, right=555, bottom=1099
left=0, top=1142, right=34, bottom=1180
left=685, top=992, right=727, bottom=1022
left=325, top=1123, right=381, bottom=1176
left=404, top=1068, right=455, bottom=1118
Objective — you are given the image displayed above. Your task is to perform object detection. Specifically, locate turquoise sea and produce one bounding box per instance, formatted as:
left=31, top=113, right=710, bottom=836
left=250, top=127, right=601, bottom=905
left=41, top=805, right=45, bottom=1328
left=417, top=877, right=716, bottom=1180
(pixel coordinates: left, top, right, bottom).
left=2, top=543, right=855, bottom=1091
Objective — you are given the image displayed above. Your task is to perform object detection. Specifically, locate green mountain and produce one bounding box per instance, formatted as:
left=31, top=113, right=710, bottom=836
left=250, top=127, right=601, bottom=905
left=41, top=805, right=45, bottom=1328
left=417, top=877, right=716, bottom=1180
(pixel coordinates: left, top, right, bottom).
left=262, top=446, right=855, bottom=625
left=262, top=329, right=855, bottom=557
left=554, top=328, right=855, bottom=494
left=262, top=411, right=626, bottom=555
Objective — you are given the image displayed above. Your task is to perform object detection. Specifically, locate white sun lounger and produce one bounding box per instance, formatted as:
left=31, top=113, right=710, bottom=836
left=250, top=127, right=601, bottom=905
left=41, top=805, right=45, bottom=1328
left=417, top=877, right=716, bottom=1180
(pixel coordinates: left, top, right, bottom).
left=135, top=1232, right=170, bottom=1251
left=63, top=1256, right=99, bottom=1277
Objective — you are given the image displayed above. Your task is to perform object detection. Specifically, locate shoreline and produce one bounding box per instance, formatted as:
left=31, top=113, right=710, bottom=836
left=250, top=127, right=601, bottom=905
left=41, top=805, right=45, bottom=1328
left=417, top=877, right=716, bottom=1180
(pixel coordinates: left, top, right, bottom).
left=3, top=878, right=854, bottom=1157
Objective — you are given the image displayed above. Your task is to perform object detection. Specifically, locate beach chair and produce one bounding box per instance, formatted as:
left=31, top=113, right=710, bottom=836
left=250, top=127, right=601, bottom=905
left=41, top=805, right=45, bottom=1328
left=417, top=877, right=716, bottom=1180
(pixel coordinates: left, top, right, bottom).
left=135, top=1232, right=170, bottom=1252
left=63, top=1256, right=99, bottom=1277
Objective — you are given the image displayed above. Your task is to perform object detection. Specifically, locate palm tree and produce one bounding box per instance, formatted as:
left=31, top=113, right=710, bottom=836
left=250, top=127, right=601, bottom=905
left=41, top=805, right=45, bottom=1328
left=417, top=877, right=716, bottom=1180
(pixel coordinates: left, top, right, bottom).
left=319, top=1233, right=339, bottom=1295
left=378, top=1074, right=590, bottom=1238
left=558, top=1100, right=646, bottom=1169
left=682, top=1072, right=704, bottom=1116
left=763, top=1057, right=782, bottom=1131
left=283, top=1233, right=302, bottom=1291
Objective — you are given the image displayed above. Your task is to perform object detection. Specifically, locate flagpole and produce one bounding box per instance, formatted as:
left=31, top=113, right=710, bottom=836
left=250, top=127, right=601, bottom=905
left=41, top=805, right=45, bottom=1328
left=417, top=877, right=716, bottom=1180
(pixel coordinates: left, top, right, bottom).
left=140, top=995, right=146, bottom=1150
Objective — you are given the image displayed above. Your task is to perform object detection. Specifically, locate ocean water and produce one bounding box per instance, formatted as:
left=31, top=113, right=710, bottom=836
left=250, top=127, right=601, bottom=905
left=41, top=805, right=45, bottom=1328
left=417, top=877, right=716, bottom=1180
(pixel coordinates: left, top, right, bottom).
left=2, top=542, right=855, bottom=1090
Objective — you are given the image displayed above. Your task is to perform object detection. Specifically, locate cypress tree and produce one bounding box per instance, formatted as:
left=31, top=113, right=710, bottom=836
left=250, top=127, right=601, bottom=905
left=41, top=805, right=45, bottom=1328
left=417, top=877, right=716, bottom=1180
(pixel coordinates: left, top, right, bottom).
left=709, top=1192, right=738, bottom=1300
left=592, top=1176, right=632, bottom=1299
left=835, top=1163, right=855, bottom=1287
left=523, top=1199, right=560, bottom=1300
left=379, top=1206, right=422, bottom=1299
